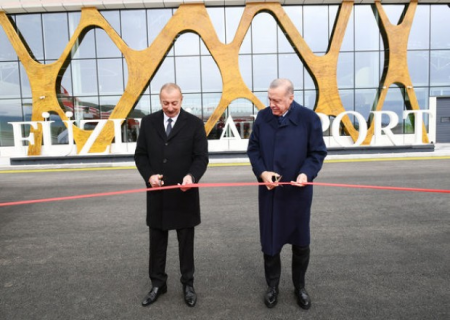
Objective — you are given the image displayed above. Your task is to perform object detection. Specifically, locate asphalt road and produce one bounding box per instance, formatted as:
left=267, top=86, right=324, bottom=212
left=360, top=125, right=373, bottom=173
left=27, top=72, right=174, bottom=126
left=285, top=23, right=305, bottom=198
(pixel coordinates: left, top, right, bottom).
left=0, top=159, right=449, bottom=320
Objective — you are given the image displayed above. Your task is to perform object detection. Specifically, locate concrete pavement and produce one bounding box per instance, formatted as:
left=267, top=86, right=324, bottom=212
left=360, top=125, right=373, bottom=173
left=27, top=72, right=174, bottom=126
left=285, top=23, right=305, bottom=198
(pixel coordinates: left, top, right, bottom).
left=0, top=159, right=449, bottom=320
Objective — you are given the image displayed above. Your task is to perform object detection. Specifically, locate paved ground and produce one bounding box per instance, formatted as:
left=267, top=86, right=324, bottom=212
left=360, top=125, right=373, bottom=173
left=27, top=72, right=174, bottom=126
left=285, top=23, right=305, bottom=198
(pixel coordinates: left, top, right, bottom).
left=0, top=159, right=449, bottom=320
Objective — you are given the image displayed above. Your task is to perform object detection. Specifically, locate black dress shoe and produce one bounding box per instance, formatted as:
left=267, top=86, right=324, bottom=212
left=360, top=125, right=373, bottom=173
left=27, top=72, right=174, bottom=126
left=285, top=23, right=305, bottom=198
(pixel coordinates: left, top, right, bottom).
left=264, top=286, right=278, bottom=308
left=141, top=285, right=167, bottom=307
left=183, top=285, right=197, bottom=307
left=295, top=287, right=311, bottom=310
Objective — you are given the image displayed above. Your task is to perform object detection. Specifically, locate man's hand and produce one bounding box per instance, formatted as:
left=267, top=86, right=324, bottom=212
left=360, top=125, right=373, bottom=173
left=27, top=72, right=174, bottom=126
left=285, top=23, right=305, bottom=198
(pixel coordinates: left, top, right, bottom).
left=260, top=171, right=281, bottom=190
left=291, top=173, right=308, bottom=187
left=179, top=174, right=194, bottom=192
left=149, top=174, right=164, bottom=188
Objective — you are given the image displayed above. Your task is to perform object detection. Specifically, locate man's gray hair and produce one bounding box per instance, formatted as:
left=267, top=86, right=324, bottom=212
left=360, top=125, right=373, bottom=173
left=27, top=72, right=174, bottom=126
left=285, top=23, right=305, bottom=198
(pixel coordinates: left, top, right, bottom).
left=160, top=83, right=183, bottom=95
left=269, top=78, right=294, bottom=96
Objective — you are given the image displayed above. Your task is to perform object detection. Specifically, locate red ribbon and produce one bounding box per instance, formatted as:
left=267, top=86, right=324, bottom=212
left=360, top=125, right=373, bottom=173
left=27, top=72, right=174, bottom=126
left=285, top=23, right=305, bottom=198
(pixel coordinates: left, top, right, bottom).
left=0, top=181, right=448, bottom=207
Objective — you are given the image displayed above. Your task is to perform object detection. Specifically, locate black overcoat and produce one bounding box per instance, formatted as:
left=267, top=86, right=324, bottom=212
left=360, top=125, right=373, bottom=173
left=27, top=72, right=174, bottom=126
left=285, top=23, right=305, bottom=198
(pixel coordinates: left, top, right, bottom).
left=134, top=109, right=209, bottom=230
left=247, top=101, right=327, bottom=256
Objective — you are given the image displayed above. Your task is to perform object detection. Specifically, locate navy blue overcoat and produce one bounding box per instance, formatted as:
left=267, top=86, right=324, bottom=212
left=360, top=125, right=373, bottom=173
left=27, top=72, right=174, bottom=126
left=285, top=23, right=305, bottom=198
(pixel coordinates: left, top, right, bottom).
left=247, top=101, right=327, bottom=256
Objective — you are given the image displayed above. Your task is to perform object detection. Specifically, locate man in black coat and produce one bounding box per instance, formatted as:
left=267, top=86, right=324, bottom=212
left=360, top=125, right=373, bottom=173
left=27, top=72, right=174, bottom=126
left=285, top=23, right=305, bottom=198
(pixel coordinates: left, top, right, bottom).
left=247, top=78, right=327, bottom=310
left=135, top=83, right=208, bottom=308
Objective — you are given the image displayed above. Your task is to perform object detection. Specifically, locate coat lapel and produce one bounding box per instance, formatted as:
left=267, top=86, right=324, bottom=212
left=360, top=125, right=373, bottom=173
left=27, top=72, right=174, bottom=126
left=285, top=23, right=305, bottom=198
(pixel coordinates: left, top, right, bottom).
left=151, top=110, right=166, bottom=141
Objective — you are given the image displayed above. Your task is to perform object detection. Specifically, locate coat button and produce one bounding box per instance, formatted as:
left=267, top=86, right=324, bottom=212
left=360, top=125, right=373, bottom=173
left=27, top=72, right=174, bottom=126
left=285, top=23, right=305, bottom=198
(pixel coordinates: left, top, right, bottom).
left=165, top=142, right=169, bottom=146
left=163, top=159, right=167, bottom=163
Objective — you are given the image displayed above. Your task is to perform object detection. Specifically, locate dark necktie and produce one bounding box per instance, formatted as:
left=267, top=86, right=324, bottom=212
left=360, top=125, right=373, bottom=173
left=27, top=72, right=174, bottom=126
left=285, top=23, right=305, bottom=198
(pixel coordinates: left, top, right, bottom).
left=166, top=118, right=173, bottom=136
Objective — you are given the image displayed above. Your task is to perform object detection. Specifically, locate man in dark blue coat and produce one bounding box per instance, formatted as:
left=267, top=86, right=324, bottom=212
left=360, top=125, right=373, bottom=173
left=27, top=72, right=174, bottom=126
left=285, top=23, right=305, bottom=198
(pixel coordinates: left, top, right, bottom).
left=247, top=78, right=327, bottom=310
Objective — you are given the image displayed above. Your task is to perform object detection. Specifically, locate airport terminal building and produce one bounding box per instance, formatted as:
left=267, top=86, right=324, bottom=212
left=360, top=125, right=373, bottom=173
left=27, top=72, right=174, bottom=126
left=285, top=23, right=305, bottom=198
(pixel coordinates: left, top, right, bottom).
left=1, top=0, right=450, bottom=159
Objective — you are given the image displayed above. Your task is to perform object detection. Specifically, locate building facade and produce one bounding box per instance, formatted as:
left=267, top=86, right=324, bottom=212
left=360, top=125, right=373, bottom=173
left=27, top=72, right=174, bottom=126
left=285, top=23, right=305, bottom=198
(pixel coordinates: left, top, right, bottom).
left=0, top=0, right=450, bottom=157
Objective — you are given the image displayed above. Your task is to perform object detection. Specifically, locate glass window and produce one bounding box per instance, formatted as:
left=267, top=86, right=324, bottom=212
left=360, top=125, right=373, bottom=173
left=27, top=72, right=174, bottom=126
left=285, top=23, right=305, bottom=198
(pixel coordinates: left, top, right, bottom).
left=225, top=7, right=247, bottom=47
left=175, top=56, right=201, bottom=93
left=253, top=91, right=268, bottom=108
left=43, top=13, right=69, bottom=61
left=407, top=51, right=429, bottom=87
left=97, top=58, right=125, bottom=95
left=278, top=53, right=303, bottom=90
left=72, top=96, right=100, bottom=125
left=16, top=14, right=44, bottom=61
left=430, top=50, right=450, bottom=87
left=0, top=61, right=21, bottom=98
left=18, top=63, right=31, bottom=98
left=339, top=89, right=355, bottom=112
left=431, top=5, right=450, bottom=49
left=239, top=55, right=252, bottom=90
left=252, top=13, right=277, bottom=54
left=68, top=12, right=81, bottom=38
left=147, top=9, right=173, bottom=45
left=99, top=95, right=121, bottom=118
left=228, top=98, right=254, bottom=139
left=0, top=21, right=18, bottom=61
left=71, top=59, right=99, bottom=96
left=121, top=10, right=147, bottom=51
left=355, top=52, right=380, bottom=88
left=202, top=7, right=225, bottom=54
left=430, top=87, right=450, bottom=97
left=0, top=99, right=22, bottom=146
left=337, top=52, right=354, bottom=89
left=279, top=6, right=302, bottom=53
left=355, top=88, right=377, bottom=121
left=202, top=92, right=222, bottom=123
left=96, top=28, right=122, bottom=58
left=304, top=90, right=317, bottom=110
left=408, top=5, right=430, bottom=50
left=329, top=5, right=354, bottom=52
left=201, top=55, right=222, bottom=93
left=293, top=91, right=304, bottom=107
left=131, top=94, right=150, bottom=117
left=71, top=28, right=96, bottom=59
left=383, top=85, right=405, bottom=134
left=304, top=6, right=329, bottom=54
left=252, top=54, right=277, bottom=91
left=181, top=93, right=202, bottom=118
left=151, top=94, right=162, bottom=113
left=150, top=57, right=175, bottom=93
left=174, top=32, right=200, bottom=56
left=355, top=5, right=380, bottom=51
